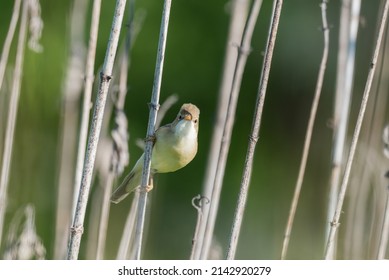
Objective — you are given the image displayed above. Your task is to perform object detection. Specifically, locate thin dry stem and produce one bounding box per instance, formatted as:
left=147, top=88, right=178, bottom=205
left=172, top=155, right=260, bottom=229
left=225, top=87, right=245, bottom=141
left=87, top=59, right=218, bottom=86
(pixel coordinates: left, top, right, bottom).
left=190, top=195, right=209, bottom=260
left=115, top=96, right=177, bottom=260
left=0, top=0, right=22, bottom=92
left=377, top=187, right=389, bottom=259
left=0, top=0, right=29, bottom=247
left=155, top=94, right=178, bottom=129
left=373, top=128, right=389, bottom=259
left=227, top=0, right=283, bottom=260
left=200, top=0, right=263, bottom=260
left=116, top=192, right=139, bottom=259
left=54, top=0, right=88, bottom=259
left=133, top=0, right=172, bottom=260
left=281, top=0, right=329, bottom=260
left=326, top=0, right=361, bottom=259
left=96, top=0, right=140, bottom=258
left=67, top=0, right=127, bottom=260
left=96, top=171, right=115, bottom=259
left=193, top=0, right=250, bottom=260
left=324, top=0, right=389, bottom=259
left=72, top=0, right=102, bottom=221
left=342, top=12, right=389, bottom=258
left=377, top=128, right=389, bottom=259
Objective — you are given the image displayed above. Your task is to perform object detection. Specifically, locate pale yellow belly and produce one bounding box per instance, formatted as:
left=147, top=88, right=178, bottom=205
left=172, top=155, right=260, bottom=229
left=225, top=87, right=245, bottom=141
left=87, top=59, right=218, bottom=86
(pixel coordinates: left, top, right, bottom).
left=151, top=135, right=197, bottom=173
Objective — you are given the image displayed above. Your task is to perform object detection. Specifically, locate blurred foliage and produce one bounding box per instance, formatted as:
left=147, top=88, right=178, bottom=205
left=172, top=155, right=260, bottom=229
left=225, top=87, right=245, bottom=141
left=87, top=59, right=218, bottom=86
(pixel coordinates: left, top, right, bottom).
left=0, top=0, right=385, bottom=259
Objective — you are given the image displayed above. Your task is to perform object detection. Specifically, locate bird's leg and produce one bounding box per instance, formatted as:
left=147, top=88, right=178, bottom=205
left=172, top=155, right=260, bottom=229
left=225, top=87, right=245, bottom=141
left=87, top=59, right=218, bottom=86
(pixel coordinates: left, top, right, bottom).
left=146, top=176, right=154, bottom=192
left=144, top=134, right=156, bottom=144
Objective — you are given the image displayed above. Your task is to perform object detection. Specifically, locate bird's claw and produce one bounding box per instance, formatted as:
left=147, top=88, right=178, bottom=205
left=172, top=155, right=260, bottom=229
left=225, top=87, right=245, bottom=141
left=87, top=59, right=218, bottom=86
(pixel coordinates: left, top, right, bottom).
left=144, top=134, right=156, bottom=144
left=137, top=184, right=153, bottom=193
left=145, top=184, right=153, bottom=192
left=138, top=177, right=154, bottom=193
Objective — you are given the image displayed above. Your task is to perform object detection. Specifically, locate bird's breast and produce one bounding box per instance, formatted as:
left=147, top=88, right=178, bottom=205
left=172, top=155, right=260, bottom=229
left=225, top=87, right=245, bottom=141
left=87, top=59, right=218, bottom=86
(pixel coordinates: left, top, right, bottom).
left=151, top=122, right=197, bottom=173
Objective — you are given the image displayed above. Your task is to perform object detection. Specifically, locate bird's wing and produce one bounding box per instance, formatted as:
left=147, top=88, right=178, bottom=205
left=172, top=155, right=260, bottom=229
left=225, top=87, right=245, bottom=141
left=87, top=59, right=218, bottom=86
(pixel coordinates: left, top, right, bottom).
left=110, top=154, right=144, bottom=204
left=110, top=170, right=136, bottom=204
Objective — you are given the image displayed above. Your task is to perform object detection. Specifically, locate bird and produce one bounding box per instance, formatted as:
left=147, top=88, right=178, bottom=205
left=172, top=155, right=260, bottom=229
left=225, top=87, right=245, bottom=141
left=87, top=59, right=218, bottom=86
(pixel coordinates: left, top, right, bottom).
left=110, top=103, right=200, bottom=204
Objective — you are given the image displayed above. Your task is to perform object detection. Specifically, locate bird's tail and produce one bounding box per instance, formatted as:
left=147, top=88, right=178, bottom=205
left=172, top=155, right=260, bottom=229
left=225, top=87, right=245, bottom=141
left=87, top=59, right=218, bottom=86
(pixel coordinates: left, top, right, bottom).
left=110, top=185, right=131, bottom=204
left=110, top=171, right=138, bottom=204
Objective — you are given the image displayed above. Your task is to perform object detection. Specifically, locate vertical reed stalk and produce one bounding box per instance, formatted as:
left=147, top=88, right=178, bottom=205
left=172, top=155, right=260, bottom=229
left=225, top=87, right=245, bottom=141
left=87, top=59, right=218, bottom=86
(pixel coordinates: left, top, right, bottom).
left=326, top=0, right=360, bottom=259
left=226, top=0, right=283, bottom=260
left=116, top=192, right=139, bottom=259
left=115, top=95, right=176, bottom=259
left=72, top=0, right=102, bottom=220
left=324, top=0, right=389, bottom=259
left=0, top=0, right=29, bottom=248
left=377, top=186, right=389, bottom=259
left=96, top=0, right=138, bottom=259
left=193, top=0, right=250, bottom=260
left=67, top=0, right=127, bottom=260
left=200, top=0, right=263, bottom=260
left=95, top=171, right=115, bottom=259
left=281, top=0, right=329, bottom=260
left=0, top=0, right=22, bottom=92
left=132, top=0, right=172, bottom=260
left=54, top=0, right=88, bottom=259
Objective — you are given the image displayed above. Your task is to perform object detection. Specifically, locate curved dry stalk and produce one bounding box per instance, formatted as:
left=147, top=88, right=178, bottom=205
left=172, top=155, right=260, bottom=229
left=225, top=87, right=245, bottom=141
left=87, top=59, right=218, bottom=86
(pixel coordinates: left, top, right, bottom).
left=67, top=0, right=127, bottom=260
left=132, top=0, right=172, bottom=260
left=281, top=0, right=329, bottom=260
left=96, top=0, right=143, bottom=259
left=226, top=0, right=283, bottom=260
left=342, top=10, right=389, bottom=258
left=326, top=0, right=361, bottom=259
left=192, top=0, right=250, bottom=260
left=72, top=0, right=102, bottom=220
left=200, top=0, right=263, bottom=260
left=324, top=0, right=389, bottom=259
left=0, top=0, right=29, bottom=247
left=190, top=195, right=209, bottom=260
left=54, top=0, right=88, bottom=259
left=155, top=94, right=178, bottom=129
left=0, top=0, right=21, bottom=92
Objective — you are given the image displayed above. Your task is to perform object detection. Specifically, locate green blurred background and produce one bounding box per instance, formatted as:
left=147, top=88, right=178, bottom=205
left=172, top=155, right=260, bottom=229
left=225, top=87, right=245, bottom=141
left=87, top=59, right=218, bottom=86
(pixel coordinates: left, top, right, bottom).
left=0, top=0, right=384, bottom=259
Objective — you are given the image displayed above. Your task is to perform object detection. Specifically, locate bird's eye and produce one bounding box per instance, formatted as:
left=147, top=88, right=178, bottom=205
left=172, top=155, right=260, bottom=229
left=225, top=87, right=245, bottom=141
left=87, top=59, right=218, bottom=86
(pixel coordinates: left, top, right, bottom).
left=194, top=119, right=198, bottom=123
left=178, top=115, right=183, bottom=120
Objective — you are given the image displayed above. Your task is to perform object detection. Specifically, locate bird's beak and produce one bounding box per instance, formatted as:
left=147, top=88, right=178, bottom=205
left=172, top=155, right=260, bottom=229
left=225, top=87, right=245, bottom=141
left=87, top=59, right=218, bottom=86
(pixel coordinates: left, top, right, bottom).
left=183, top=114, right=192, bottom=121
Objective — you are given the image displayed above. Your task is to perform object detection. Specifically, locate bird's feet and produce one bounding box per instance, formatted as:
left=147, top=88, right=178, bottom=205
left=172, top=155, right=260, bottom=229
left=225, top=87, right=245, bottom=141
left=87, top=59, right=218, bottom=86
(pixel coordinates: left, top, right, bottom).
left=145, top=184, right=153, bottom=192
left=144, top=134, right=156, bottom=144
left=138, top=184, right=153, bottom=193
left=146, top=176, right=154, bottom=192
left=138, top=177, right=154, bottom=193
